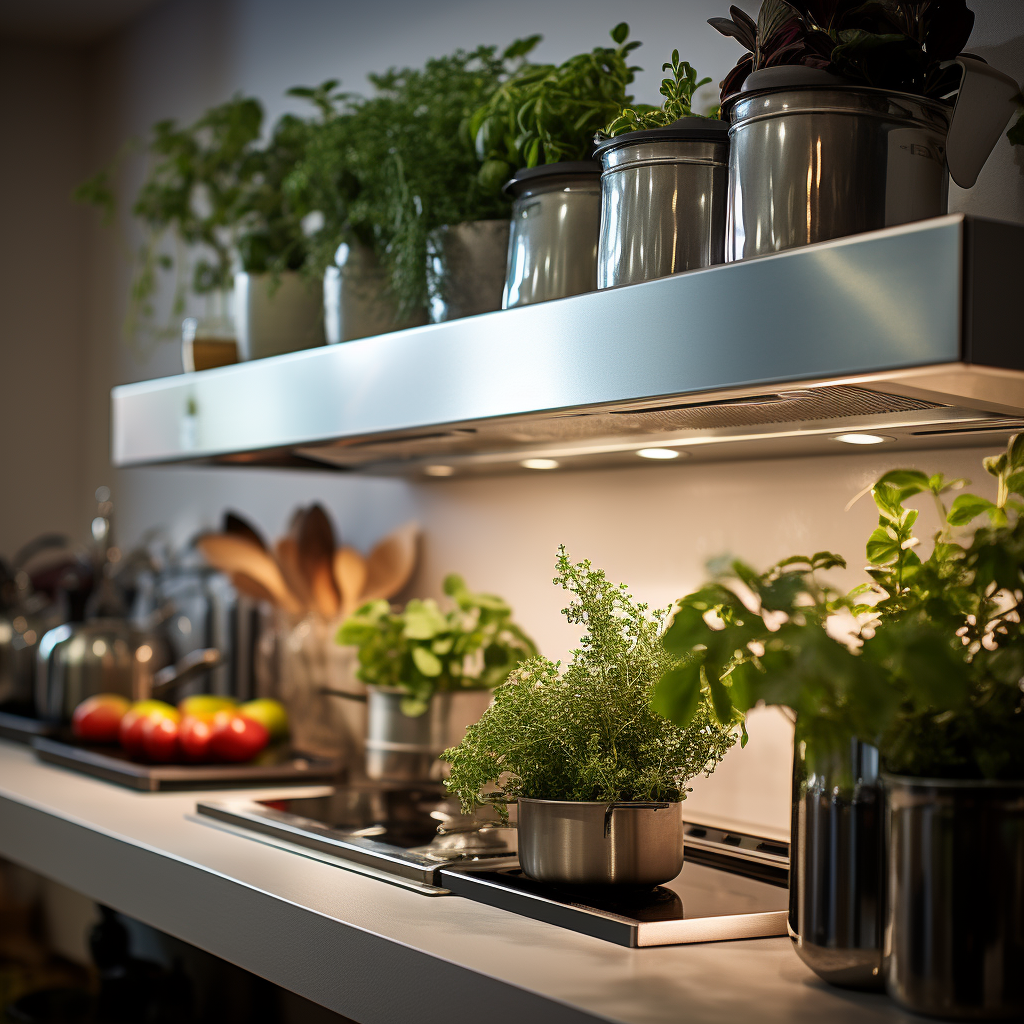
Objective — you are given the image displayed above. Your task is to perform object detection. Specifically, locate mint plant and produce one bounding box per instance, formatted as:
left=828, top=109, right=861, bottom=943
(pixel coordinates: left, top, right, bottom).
left=602, top=51, right=713, bottom=137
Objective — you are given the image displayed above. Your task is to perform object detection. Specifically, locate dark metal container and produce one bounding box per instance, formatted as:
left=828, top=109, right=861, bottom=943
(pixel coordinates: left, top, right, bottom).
left=593, top=118, right=729, bottom=288
left=427, top=219, right=510, bottom=322
left=502, top=162, right=601, bottom=308
left=789, top=738, right=885, bottom=990
left=517, top=797, right=684, bottom=886
left=884, top=775, right=1024, bottom=1020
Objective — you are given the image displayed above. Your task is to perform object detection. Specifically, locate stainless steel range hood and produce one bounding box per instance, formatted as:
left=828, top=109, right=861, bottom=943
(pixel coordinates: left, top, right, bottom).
left=111, top=215, right=1024, bottom=477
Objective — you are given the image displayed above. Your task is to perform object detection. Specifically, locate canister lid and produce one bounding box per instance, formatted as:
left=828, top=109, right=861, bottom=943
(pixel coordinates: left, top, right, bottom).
left=591, top=117, right=729, bottom=158
left=502, top=160, right=602, bottom=196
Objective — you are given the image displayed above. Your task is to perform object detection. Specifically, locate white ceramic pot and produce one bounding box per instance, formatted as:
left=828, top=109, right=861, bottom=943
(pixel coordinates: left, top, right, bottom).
left=234, top=271, right=324, bottom=361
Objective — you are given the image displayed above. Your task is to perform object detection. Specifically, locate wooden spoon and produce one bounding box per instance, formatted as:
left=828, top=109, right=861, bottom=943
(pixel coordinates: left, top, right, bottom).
left=334, top=547, right=368, bottom=619
left=223, top=511, right=266, bottom=551
left=298, top=504, right=341, bottom=620
left=230, top=571, right=277, bottom=605
left=196, top=534, right=303, bottom=615
left=274, top=536, right=311, bottom=613
left=362, top=522, right=419, bottom=602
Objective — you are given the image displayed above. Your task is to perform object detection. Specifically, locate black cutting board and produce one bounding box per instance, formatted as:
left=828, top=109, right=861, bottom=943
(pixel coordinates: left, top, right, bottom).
left=0, top=706, right=56, bottom=745
left=31, top=734, right=341, bottom=792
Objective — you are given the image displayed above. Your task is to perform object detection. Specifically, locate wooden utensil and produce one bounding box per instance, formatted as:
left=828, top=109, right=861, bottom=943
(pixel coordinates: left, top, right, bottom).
left=274, top=536, right=311, bottom=613
left=362, top=522, right=419, bottom=601
left=230, top=571, right=277, bottom=605
left=223, top=511, right=266, bottom=551
left=334, top=547, right=368, bottom=619
left=196, top=534, right=303, bottom=615
left=297, top=504, right=341, bottom=620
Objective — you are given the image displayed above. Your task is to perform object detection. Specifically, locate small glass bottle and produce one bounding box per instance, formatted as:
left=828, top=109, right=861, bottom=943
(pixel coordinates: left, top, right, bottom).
left=181, top=290, right=238, bottom=372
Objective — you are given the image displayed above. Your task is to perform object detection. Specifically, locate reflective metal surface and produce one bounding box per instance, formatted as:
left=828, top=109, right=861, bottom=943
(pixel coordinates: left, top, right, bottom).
left=884, top=775, right=1024, bottom=1020
left=111, top=216, right=1024, bottom=474
left=597, top=135, right=728, bottom=287
left=517, top=797, right=684, bottom=886
left=789, top=739, right=884, bottom=990
left=428, top=220, right=510, bottom=322
left=365, top=686, right=492, bottom=782
left=503, top=166, right=601, bottom=308
left=234, top=271, right=324, bottom=360
left=726, top=86, right=951, bottom=261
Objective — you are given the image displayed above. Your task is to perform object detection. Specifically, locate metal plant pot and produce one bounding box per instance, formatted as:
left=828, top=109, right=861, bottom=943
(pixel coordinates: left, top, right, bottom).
left=594, top=118, right=729, bottom=288
left=323, top=242, right=427, bottom=343
left=884, top=774, right=1024, bottom=1020
left=725, top=68, right=953, bottom=261
left=365, top=686, right=492, bottom=783
left=789, top=738, right=885, bottom=990
left=517, top=797, right=684, bottom=886
left=502, top=162, right=602, bottom=308
left=427, top=220, right=510, bottom=322
left=234, top=271, right=324, bottom=360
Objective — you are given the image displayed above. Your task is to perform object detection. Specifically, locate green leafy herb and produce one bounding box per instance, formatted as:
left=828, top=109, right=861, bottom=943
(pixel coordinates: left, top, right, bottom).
left=443, top=548, right=741, bottom=818
left=470, top=23, right=645, bottom=191
left=336, top=574, right=536, bottom=717
left=602, top=51, right=713, bottom=137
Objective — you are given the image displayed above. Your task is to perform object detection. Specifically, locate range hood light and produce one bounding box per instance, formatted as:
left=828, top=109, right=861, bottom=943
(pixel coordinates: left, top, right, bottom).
left=834, top=433, right=895, bottom=445
left=521, top=458, right=560, bottom=470
left=636, top=448, right=681, bottom=460
left=424, top=464, right=455, bottom=477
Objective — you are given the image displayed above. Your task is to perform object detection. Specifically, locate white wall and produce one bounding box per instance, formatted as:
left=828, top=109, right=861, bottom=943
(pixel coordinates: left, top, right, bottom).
left=4, top=0, right=1023, bottom=836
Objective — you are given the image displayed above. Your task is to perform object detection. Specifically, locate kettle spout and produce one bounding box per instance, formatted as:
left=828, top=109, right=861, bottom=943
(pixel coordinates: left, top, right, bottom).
left=946, top=56, right=1020, bottom=190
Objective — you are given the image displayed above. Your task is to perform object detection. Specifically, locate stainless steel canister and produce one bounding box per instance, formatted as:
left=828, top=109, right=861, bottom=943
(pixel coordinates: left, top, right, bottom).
left=517, top=797, right=684, bottom=886
left=594, top=118, right=729, bottom=288
left=365, top=686, right=492, bottom=782
left=502, top=162, right=601, bottom=308
left=427, top=219, right=510, bottom=322
left=725, top=69, right=952, bottom=261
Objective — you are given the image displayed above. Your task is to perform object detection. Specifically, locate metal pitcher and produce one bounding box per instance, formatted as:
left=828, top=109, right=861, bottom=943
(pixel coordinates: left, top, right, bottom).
left=517, top=797, right=684, bottom=886
left=502, top=162, right=602, bottom=308
left=594, top=118, right=729, bottom=288
left=427, top=220, right=510, bottom=322
left=724, top=62, right=1018, bottom=261
left=365, top=686, right=492, bottom=782
left=789, top=737, right=885, bottom=990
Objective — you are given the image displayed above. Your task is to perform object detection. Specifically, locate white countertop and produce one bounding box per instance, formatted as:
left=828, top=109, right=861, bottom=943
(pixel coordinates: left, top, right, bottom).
left=0, top=739, right=915, bottom=1024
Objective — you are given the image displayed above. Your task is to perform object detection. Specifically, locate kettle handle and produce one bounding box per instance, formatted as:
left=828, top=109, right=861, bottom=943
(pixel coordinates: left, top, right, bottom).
left=945, top=56, right=1020, bottom=189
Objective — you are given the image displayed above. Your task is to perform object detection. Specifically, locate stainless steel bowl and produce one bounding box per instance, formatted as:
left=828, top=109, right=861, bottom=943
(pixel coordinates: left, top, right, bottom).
left=724, top=69, right=952, bottom=261
left=517, top=797, right=684, bottom=886
left=595, top=119, right=729, bottom=288
left=502, top=162, right=601, bottom=308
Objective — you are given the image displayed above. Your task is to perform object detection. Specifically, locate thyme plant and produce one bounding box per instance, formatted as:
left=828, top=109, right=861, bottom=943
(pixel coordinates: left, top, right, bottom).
left=602, top=51, right=713, bottom=137
left=336, top=574, right=536, bottom=717
left=444, top=549, right=741, bottom=818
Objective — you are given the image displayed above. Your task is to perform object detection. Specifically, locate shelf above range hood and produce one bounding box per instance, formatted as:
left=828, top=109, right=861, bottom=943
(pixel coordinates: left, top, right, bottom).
left=111, top=215, right=1024, bottom=478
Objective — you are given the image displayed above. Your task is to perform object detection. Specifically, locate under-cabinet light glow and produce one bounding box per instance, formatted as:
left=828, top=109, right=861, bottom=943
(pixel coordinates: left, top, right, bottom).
left=833, top=433, right=894, bottom=445
left=424, top=465, right=455, bottom=477
left=636, top=448, right=681, bottom=460
left=521, top=458, right=560, bottom=470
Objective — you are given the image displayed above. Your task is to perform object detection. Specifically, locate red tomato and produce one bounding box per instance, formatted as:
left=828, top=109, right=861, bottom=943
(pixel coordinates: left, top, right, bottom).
left=119, top=701, right=178, bottom=757
left=141, top=714, right=181, bottom=763
left=209, top=713, right=270, bottom=763
left=71, top=694, right=130, bottom=744
left=179, top=714, right=216, bottom=762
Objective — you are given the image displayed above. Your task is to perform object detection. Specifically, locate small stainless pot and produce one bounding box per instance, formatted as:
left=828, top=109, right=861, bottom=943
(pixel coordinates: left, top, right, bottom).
left=517, top=797, right=684, bottom=886
left=427, top=220, right=510, bottom=322
left=594, top=118, right=729, bottom=288
left=502, top=162, right=601, bottom=308
left=234, top=271, right=324, bottom=360
left=884, top=774, right=1024, bottom=1019
left=365, top=686, right=492, bottom=783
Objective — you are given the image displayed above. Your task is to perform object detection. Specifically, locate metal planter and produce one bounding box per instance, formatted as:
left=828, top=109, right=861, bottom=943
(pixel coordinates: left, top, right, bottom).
left=427, top=220, right=510, bottom=322
left=365, top=686, right=492, bottom=783
left=502, top=161, right=602, bottom=308
left=594, top=118, right=729, bottom=288
left=884, top=775, right=1024, bottom=1019
left=789, top=738, right=885, bottom=990
left=517, top=797, right=684, bottom=886
left=234, top=271, right=324, bottom=360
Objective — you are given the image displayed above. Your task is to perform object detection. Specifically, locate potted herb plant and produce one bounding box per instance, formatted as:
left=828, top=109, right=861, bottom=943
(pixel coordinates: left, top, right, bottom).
left=77, top=94, right=325, bottom=365
left=444, top=548, right=740, bottom=886
left=336, top=573, right=536, bottom=782
left=654, top=438, right=1024, bottom=1018
left=708, top=0, right=1017, bottom=261
left=593, top=51, right=729, bottom=288
left=470, top=24, right=645, bottom=307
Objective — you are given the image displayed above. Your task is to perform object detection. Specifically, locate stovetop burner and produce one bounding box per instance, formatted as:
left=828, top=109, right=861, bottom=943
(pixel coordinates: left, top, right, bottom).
left=196, top=784, right=790, bottom=947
